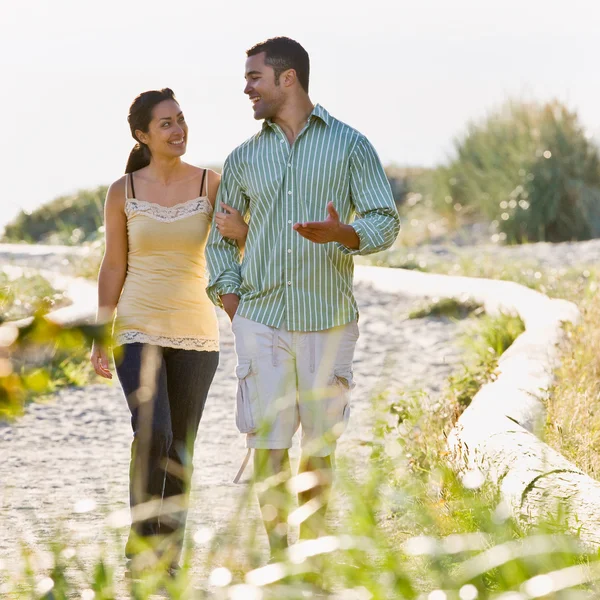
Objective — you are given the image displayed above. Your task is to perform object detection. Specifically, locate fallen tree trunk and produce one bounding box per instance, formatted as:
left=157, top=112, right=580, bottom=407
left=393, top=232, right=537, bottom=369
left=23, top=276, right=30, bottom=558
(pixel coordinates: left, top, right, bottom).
left=354, top=266, right=600, bottom=550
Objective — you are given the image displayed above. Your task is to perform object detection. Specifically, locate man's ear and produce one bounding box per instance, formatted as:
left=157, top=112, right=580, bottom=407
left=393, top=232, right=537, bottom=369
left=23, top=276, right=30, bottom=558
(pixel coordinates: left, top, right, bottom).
left=282, top=68, right=297, bottom=88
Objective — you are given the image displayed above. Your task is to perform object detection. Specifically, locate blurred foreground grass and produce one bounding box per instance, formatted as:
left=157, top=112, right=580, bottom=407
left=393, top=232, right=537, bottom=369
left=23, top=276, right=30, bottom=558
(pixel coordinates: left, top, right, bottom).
left=2, top=242, right=600, bottom=597
left=0, top=271, right=68, bottom=323
left=0, top=272, right=103, bottom=417
left=5, top=300, right=599, bottom=599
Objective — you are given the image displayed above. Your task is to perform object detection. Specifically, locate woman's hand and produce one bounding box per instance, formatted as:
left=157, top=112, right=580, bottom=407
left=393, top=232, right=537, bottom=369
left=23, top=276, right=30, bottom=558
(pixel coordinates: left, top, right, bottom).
left=215, top=203, right=248, bottom=242
left=90, top=341, right=112, bottom=379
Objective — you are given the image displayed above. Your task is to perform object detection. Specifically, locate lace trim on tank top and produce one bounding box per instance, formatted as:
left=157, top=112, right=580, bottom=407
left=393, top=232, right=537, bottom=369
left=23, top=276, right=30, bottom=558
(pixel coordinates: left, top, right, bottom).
left=115, top=330, right=219, bottom=351
left=125, top=196, right=213, bottom=222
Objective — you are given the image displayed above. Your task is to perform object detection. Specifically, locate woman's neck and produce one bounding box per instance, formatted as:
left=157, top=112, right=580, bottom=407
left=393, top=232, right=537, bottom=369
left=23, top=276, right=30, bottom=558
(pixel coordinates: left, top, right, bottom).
left=145, top=157, right=187, bottom=185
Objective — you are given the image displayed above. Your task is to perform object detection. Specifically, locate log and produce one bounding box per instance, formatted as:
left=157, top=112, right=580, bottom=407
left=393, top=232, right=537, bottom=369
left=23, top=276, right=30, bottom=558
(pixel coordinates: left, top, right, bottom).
left=354, top=266, right=600, bottom=549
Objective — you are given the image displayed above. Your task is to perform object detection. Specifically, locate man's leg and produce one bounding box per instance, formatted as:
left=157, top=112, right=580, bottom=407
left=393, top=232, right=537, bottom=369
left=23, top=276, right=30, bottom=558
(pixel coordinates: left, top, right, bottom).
left=231, top=315, right=299, bottom=555
left=254, top=449, right=292, bottom=556
left=297, top=321, right=359, bottom=540
left=297, top=454, right=333, bottom=540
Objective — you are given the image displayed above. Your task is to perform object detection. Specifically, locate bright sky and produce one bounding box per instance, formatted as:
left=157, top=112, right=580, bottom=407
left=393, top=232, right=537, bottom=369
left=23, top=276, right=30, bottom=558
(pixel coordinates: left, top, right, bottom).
left=1, top=0, right=598, bottom=233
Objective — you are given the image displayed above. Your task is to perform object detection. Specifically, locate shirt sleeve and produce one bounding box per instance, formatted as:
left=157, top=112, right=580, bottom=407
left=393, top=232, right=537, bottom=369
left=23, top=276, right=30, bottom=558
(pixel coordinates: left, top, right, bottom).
left=337, top=136, right=401, bottom=256
left=205, top=158, right=248, bottom=308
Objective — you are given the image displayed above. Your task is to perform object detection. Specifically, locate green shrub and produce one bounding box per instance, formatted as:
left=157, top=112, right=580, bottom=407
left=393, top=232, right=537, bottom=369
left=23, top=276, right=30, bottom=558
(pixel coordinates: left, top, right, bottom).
left=385, top=165, right=435, bottom=208
left=3, top=186, right=107, bottom=245
left=434, top=100, right=600, bottom=243
left=409, top=297, right=482, bottom=320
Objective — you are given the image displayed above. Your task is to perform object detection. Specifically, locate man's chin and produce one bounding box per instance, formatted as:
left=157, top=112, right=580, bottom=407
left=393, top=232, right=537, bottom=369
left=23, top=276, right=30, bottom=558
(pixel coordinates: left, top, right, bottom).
left=253, top=107, right=272, bottom=121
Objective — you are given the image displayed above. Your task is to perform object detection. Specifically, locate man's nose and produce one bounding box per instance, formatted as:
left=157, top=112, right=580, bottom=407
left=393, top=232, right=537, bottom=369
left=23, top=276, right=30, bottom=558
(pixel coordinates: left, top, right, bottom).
left=244, top=82, right=252, bottom=95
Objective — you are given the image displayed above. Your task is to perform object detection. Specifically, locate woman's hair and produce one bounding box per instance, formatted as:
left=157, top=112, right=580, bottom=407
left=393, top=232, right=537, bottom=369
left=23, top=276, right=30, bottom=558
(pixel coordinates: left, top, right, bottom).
left=125, top=88, right=177, bottom=174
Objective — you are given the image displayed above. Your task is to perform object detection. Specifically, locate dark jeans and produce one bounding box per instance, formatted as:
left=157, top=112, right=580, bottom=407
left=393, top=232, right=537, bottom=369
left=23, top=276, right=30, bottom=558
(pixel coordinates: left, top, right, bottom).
left=114, top=343, right=219, bottom=561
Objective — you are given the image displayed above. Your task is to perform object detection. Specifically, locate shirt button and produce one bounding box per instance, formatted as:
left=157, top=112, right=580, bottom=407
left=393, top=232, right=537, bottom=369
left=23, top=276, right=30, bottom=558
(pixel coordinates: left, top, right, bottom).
left=280, top=139, right=284, bottom=144
left=288, top=249, right=292, bottom=253
left=287, top=281, right=292, bottom=285
left=288, top=190, right=292, bottom=195
left=288, top=163, right=292, bottom=168
left=288, top=220, right=292, bottom=224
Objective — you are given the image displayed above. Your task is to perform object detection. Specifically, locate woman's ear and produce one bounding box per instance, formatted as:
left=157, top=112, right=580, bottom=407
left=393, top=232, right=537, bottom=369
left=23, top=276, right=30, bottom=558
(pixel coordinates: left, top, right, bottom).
left=135, top=129, right=149, bottom=145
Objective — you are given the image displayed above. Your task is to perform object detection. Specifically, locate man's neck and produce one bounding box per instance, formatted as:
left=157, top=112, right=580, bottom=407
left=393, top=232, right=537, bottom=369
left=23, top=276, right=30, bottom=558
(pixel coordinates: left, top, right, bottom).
left=272, top=97, right=315, bottom=145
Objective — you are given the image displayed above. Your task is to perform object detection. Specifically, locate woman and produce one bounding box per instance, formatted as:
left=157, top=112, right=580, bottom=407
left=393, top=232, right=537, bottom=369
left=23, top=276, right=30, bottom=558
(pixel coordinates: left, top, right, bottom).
left=90, top=88, right=247, bottom=575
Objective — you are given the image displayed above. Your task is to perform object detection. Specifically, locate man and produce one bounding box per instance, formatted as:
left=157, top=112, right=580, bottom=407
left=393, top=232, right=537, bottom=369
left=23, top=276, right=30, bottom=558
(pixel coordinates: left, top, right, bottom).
left=206, top=37, right=400, bottom=555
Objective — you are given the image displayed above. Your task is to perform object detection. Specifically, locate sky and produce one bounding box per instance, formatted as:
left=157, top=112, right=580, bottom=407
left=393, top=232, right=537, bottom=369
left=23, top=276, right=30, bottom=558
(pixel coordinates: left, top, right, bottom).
left=1, top=0, right=598, bottom=232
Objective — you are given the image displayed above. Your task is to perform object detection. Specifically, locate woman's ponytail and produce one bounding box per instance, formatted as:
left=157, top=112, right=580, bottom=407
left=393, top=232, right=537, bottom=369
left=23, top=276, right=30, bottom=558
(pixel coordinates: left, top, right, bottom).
left=125, top=143, right=151, bottom=174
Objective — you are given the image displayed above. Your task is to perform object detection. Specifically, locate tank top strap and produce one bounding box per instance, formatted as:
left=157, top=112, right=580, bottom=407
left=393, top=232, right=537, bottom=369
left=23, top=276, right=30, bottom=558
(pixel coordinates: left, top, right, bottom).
left=200, top=169, right=207, bottom=197
left=128, top=173, right=136, bottom=200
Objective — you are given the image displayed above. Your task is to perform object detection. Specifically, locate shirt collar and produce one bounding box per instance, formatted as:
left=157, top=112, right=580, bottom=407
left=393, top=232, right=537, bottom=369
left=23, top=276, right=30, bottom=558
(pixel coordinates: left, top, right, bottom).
left=261, top=103, right=331, bottom=133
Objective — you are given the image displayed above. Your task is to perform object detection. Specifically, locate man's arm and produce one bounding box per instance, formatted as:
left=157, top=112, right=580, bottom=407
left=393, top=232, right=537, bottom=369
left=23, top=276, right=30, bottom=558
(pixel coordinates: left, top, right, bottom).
left=340, top=136, right=400, bottom=255
left=205, top=158, right=249, bottom=318
left=293, top=136, right=400, bottom=254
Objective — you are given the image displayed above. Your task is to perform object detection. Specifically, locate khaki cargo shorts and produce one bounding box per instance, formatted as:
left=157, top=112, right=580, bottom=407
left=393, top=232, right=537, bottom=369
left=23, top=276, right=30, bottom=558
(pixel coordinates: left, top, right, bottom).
left=231, top=315, right=359, bottom=457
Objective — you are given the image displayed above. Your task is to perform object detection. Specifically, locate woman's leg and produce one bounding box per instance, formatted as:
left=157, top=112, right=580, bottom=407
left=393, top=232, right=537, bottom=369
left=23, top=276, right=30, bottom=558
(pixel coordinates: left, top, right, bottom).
left=159, top=349, right=219, bottom=564
left=114, top=343, right=171, bottom=557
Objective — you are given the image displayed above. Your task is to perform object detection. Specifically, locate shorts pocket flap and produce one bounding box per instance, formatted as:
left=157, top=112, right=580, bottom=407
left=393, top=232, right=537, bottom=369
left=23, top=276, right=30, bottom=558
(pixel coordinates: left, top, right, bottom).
left=235, top=361, right=252, bottom=379
left=235, top=360, right=258, bottom=434
left=333, top=367, right=356, bottom=390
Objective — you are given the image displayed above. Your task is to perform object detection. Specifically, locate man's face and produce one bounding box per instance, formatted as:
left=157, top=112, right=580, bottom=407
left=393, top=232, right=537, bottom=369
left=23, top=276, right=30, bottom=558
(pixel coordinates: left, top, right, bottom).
left=244, top=52, right=285, bottom=120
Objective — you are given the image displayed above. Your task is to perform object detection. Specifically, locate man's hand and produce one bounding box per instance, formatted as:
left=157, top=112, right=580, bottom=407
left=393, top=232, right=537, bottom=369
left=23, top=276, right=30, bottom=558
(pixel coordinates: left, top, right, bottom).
left=215, top=204, right=249, bottom=242
left=293, top=202, right=360, bottom=249
left=221, top=293, right=240, bottom=322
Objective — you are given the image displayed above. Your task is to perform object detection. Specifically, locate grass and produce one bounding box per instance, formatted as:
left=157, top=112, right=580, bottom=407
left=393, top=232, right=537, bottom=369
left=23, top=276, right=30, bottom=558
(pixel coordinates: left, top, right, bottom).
left=0, top=271, right=68, bottom=323
left=359, top=248, right=596, bottom=301
left=409, top=297, right=483, bottom=320
left=4, top=301, right=570, bottom=600
left=365, top=244, right=600, bottom=513
left=445, top=312, right=525, bottom=410
left=1, top=299, right=105, bottom=420
left=5, top=389, right=600, bottom=600
left=3, top=235, right=600, bottom=596
left=545, top=279, right=600, bottom=480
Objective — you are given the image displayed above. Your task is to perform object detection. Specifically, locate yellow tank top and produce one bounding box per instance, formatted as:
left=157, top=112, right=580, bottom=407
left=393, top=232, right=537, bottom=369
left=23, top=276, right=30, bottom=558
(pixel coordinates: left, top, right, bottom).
left=114, top=174, right=219, bottom=351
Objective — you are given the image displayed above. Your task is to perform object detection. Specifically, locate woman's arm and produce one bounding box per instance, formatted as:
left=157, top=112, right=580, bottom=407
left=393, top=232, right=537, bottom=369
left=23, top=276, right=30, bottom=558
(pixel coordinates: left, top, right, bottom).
left=91, top=177, right=128, bottom=378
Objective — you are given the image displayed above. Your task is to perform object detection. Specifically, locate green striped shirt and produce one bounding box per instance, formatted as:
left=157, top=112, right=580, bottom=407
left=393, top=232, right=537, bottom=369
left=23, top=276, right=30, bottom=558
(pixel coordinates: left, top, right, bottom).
left=206, top=104, right=400, bottom=332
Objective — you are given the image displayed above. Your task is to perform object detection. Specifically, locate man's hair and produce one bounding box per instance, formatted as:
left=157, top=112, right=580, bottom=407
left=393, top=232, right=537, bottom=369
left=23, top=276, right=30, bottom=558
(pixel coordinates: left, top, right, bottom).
left=246, top=37, right=310, bottom=93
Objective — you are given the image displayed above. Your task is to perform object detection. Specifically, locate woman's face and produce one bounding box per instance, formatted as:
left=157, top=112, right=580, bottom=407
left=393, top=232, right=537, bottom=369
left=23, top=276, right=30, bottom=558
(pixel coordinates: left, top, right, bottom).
left=136, top=99, right=188, bottom=159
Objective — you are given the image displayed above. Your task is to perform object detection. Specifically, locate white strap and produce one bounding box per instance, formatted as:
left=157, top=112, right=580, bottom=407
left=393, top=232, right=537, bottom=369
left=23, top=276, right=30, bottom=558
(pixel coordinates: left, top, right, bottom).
left=233, top=448, right=252, bottom=484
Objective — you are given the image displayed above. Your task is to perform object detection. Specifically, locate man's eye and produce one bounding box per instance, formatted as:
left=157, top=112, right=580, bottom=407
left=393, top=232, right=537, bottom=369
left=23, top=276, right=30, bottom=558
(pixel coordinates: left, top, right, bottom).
left=162, top=122, right=170, bottom=127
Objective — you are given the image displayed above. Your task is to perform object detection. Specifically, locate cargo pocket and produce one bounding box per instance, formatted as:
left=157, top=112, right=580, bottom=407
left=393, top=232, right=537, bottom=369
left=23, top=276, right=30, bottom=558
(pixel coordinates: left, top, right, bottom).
left=331, top=366, right=355, bottom=432
left=235, top=360, right=260, bottom=434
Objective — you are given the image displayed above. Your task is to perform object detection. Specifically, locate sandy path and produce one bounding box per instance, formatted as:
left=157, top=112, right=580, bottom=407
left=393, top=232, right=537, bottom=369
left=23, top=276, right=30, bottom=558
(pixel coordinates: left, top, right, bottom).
left=0, top=279, right=469, bottom=594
